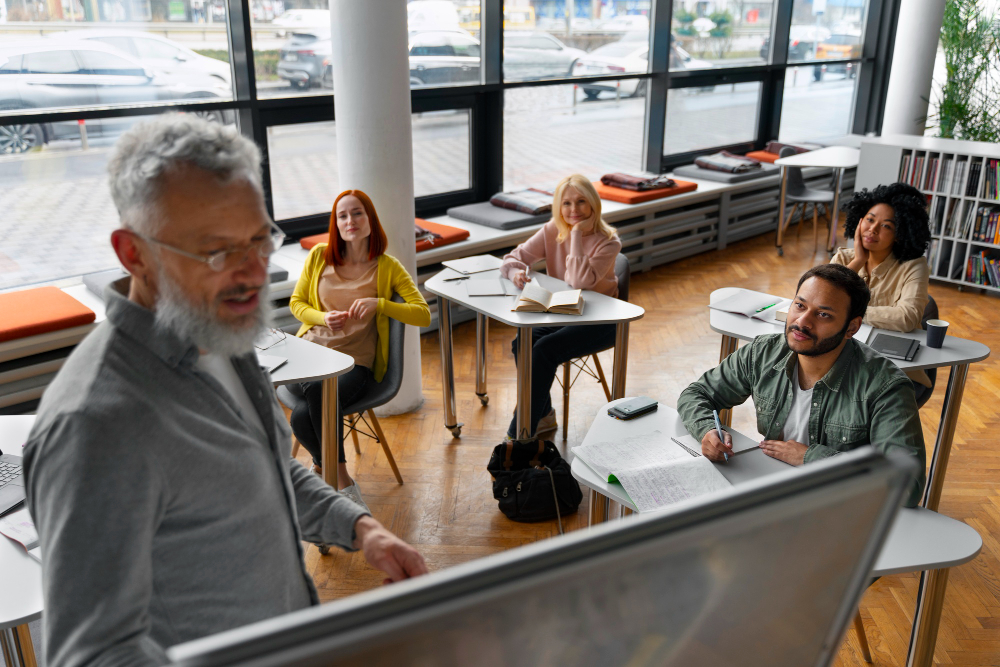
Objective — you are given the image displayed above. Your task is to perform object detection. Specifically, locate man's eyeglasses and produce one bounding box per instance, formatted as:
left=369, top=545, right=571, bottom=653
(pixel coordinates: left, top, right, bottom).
left=254, top=328, right=287, bottom=351
left=136, top=225, right=286, bottom=273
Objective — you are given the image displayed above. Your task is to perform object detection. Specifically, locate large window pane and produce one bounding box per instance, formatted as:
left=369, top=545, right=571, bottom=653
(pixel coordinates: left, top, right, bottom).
left=0, top=112, right=235, bottom=292
left=0, top=20, right=234, bottom=120
left=664, top=82, right=761, bottom=155
left=787, top=0, right=866, bottom=63
left=504, top=82, right=644, bottom=191
left=671, top=1, right=774, bottom=70
left=267, top=110, right=471, bottom=220
left=261, top=1, right=483, bottom=99
left=507, top=2, right=649, bottom=82
left=778, top=64, right=859, bottom=142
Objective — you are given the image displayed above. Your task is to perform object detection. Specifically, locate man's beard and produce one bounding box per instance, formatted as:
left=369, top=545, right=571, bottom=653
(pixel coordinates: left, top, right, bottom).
left=153, top=265, right=272, bottom=358
left=785, top=320, right=850, bottom=357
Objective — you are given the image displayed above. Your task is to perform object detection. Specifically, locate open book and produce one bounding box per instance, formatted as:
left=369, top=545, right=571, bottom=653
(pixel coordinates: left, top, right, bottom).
left=572, top=430, right=731, bottom=512
left=709, top=292, right=791, bottom=324
left=0, top=508, right=41, bottom=563
left=514, top=281, right=584, bottom=315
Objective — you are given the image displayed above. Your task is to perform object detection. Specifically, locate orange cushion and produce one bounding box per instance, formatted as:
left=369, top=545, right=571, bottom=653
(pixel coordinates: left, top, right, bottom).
left=592, top=179, right=698, bottom=204
left=745, top=150, right=780, bottom=164
left=0, top=286, right=96, bottom=343
left=300, top=218, right=471, bottom=252
left=415, top=218, right=470, bottom=252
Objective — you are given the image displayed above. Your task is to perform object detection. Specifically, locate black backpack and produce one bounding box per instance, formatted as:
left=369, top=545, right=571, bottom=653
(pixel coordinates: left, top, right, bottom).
left=486, top=439, right=583, bottom=531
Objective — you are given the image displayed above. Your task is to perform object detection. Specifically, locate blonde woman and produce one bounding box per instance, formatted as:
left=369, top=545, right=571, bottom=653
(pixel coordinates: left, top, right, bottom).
left=499, top=174, right=622, bottom=440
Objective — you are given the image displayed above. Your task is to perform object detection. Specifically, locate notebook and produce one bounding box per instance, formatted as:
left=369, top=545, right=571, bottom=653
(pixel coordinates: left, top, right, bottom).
left=256, top=354, right=288, bottom=373
left=513, top=281, right=584, bottom=315
left=869, top=333, right=920, bottom=361
left=709, top=292, right=791, bottom=324
left=441, top=255, right=503, bottom=275
left=572, top=430, right=731, bottom=512
left=0, top=508, right=41, bottom=563
left=466, top=278, right=516, bottom=297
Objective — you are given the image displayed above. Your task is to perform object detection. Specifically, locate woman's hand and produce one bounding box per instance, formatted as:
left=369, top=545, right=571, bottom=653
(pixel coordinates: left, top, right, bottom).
left=848, top=223, right=869, bottom=272
left=347, top=297, right=378, bottom=321
left=324, top=310, right=349, bottom=331
left=512, top=270, right=532, bottom=289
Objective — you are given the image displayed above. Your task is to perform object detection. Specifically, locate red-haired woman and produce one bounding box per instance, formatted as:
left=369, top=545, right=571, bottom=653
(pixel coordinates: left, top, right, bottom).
left=290, top=190, right=429, bottom=506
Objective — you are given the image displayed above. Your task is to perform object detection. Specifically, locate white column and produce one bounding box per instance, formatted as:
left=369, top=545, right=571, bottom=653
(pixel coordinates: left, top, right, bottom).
left=881, top=0, right=946, bottom=136
left=329, top=0, right=423, bottom=414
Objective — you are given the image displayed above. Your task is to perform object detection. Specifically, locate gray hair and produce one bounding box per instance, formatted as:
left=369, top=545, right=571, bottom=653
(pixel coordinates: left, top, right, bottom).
left=107, top=112, right=263, bottom=236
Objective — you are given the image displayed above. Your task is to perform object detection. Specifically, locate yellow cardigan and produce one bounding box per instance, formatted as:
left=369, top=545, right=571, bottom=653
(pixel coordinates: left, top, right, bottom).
left=290, top=245, right=430, bottom=383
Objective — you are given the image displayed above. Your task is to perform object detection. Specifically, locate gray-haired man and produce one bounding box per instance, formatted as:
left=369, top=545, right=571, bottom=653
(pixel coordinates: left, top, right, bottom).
left=23, top=114, right=427, bottom=667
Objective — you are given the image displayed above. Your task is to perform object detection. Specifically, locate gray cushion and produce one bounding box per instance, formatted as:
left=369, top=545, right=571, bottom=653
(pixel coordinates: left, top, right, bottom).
left=446, top=202, right=550, bottom=230
left=674, top=163, right=780, bottom=183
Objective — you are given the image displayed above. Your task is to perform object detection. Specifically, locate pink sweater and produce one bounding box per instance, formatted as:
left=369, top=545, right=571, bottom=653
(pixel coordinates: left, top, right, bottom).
left=500, top=221, right=622, bottom=298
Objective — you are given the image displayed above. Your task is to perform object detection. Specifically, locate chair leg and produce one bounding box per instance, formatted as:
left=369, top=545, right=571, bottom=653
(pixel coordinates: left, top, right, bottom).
left=368, top=410, right=403, bottom=485
left=349, top=414, right=361, bottom=455
left=853, top=610, right=873, bottom=663
left=786, top=202, right=799, bottom=238
left=562, top=362, right=570, bottom=441
left=813, top=203, right=819, bottom=250
left=592, top=354, right=612, bottom=401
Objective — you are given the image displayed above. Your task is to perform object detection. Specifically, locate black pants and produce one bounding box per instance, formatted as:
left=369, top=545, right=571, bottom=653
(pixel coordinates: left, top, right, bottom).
left=507, top=324, right=618, bottom=439
left=290, top=365, right=375, bottom=466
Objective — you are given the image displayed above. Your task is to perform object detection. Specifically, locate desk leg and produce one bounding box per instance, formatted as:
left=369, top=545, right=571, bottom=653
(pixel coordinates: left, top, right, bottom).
left=437, top=296, right=462, bottom=438
left=589, top=488, right=609, bottom=525
left=475, top=313, right=489, bottom=406
left=717, top=334, right=739, bottom=427
left=1, top=625, right=36, bottom=667
left=923, top=364, right=969, bottom=511
left=827, top=168, right=844, bottom=254
left=906, top=568, right=950, bottom=667
left=516, top=327, right=533, bottom=441
left=611, top=322, right=630, bottom=400
left=321, top=377, right=339, bottom=491
left=776, top=166, right=788, bottom=256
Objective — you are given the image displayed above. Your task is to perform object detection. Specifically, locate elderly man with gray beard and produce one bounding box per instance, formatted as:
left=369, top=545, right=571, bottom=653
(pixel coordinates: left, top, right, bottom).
left=22, top=113, right=427, bottom=667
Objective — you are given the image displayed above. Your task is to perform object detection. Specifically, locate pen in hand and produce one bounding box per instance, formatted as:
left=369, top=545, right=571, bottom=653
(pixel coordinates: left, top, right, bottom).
left=713, top=409, right=729, bottom=462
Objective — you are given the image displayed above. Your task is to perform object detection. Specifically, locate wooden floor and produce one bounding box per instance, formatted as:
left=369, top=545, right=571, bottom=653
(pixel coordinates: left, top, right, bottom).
left=294, top=226, right=1000, bottom=666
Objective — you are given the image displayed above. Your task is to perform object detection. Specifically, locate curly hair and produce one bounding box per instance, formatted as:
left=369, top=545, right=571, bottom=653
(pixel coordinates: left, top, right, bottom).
left=842, top=182, right=931, bottom=262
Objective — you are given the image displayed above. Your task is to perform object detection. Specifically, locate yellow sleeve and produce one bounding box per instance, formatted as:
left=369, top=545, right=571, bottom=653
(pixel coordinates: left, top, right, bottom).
left=289, top=246, right=328, bottom=327
left=378, top=257, right=430, bottom=327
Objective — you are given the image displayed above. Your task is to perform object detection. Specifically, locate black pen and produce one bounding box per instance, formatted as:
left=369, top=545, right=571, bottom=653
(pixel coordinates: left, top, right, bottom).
left=443, top=275, right=470, bottom=282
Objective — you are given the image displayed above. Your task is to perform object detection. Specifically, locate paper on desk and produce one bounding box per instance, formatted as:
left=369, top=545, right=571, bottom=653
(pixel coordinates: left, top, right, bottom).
left=572, top=430, right=687, bottom=481
left=0, top=508, right=39, bottom=553
left=615, top=457, right=731, bottom=512
left=441, top=255, right=503, bottom=275
left=466, top=277, right=515, bottom=297
left=256, top=353, right=287, bottom=374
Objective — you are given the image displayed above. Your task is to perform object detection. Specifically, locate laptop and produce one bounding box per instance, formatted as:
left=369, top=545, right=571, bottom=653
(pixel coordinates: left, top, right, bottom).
left=0, top=449, right=25, bottom=517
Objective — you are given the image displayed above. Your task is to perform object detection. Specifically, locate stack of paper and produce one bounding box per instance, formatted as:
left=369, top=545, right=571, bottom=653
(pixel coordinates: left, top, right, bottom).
left=0, top=508, right=41, bottom=562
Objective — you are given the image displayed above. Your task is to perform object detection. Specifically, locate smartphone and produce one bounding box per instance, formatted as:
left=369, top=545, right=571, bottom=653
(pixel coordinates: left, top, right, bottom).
left=608, top=397, right=658, bottom=421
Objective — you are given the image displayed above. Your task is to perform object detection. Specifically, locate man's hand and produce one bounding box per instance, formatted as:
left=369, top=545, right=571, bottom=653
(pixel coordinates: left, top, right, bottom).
left=512, top=270, right=531, bottom=289
left=701, top=428, right=733, bottom=462
left=324, top=310, right=349, bottom=331
left=353, top=515, right=428, bottom=584
left=347, top=297, right=378, bottom=321
left=760, top=439, right=808, bottom=466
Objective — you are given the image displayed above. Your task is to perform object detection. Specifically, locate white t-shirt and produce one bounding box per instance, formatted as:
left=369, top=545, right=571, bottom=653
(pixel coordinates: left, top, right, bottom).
left=196, top=353, right=268, bottom=438
left=781, top=365, right=813, bottom=445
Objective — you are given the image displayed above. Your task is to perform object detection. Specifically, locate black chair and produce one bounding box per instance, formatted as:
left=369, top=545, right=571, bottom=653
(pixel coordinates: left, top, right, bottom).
left=914, top=295, right=939, bottom=409
left=556, top=253, right=631, bottom=440
left=778, top=146, right=836, bottom=250
left=278, top=294, right=406, bottom=486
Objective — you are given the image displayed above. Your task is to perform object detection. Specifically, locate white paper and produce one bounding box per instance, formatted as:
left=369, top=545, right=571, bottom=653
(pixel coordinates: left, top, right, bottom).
left=28, top=546, right=41, bottom=563
left=466, top=278, right=514, bottom=297
left=751, top=298, right=792, bottom=324
left=441, top=255, right=503, bottom=275
left=709, top=292, right=783, bottom=318
left=519, top=280, right=554, bottom=308
left=615, top=457, right=731, bottom=512
left=0, top=508, right=39, bottom=552
left=572, top=430, right=688, bottom=481
left=256, top=353, right=287, bottom=373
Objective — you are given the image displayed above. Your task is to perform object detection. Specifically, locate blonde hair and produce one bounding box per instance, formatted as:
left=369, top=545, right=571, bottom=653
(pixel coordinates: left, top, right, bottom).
left=551, top=174, right=617, bottom=243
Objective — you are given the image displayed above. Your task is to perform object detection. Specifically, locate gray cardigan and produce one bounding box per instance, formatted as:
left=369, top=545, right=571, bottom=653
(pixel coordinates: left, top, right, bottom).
left=23, top=287, right=368, bottom=667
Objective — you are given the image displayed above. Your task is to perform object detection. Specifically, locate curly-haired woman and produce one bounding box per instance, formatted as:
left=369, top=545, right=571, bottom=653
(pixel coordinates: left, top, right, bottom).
left=831, top=182, right=932, bottom=387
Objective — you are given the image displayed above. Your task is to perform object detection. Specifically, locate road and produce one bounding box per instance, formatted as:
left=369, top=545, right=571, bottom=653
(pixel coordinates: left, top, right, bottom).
left=0, top=74, right=856, bottom=291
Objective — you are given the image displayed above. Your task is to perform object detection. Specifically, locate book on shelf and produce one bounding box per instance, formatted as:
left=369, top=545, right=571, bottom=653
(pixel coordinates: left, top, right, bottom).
left=513, top=281, right=584, bottom=315
left=966, top=162, right=982, bottom=197
left=967, top=251, right=1000, bottom=287
left=898, top=154, right=910, bottom=182
left=928, top=239, right=939, bottom=271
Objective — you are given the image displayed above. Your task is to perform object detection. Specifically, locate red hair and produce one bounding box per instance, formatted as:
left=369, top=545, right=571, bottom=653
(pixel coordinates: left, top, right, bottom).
left=324, top=189, right=388, bottom=266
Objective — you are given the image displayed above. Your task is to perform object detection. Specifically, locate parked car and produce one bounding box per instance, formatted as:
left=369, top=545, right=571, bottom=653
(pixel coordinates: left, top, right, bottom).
left=573, top=39, right=712, bottom=99
left=814, top=32, right=861, bottom=80
left=48, top=29, right=231, bottom=85
left=271, top=9, right=329, bottom=37
left=0, top=41, right=231, bottom=153
left=503, top=31, right=584, bottom=80
left=276, top=29, right=332, bottom=89
left=759, top=25, right=832, bottom=62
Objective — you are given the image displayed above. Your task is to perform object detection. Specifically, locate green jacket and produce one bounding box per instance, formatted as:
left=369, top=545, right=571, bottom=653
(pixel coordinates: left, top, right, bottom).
left=677, top=333, right=925, bottom=507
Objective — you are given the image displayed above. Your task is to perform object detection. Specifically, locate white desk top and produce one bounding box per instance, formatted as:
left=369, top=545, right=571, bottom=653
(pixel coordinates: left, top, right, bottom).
left=709, top=287, right=991, bottom=372
left=0, top=415, right=43, bottom=628
left=424, top=268, right=644, bottom=328
left=262, top=333, right=354, bottom=386
left=570, top=400, right=982, bottom=577
left=775, top=146, right=861, bottom=169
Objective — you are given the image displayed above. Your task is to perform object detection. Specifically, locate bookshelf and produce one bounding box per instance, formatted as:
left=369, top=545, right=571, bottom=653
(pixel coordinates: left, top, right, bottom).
left=856, top=134, right=1000, bottom=293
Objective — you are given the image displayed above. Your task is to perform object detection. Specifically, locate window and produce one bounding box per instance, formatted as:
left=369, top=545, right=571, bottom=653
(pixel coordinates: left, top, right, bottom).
left=504, top=82, right=644, bottom=190
left=778, top=64, right=861, bottom=142
left=787, top=0, right=867, bottom=63
left=134, top=38, right=187, bottom=61
left=76, top=50, right=147, bottom=77
left=664, top=82, right=762, bottom=155
left=22, top=50, right=80, bottom=74
left=671, top=0, right=774, bottom=70
left=90, top=36, right=137, bottom=56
